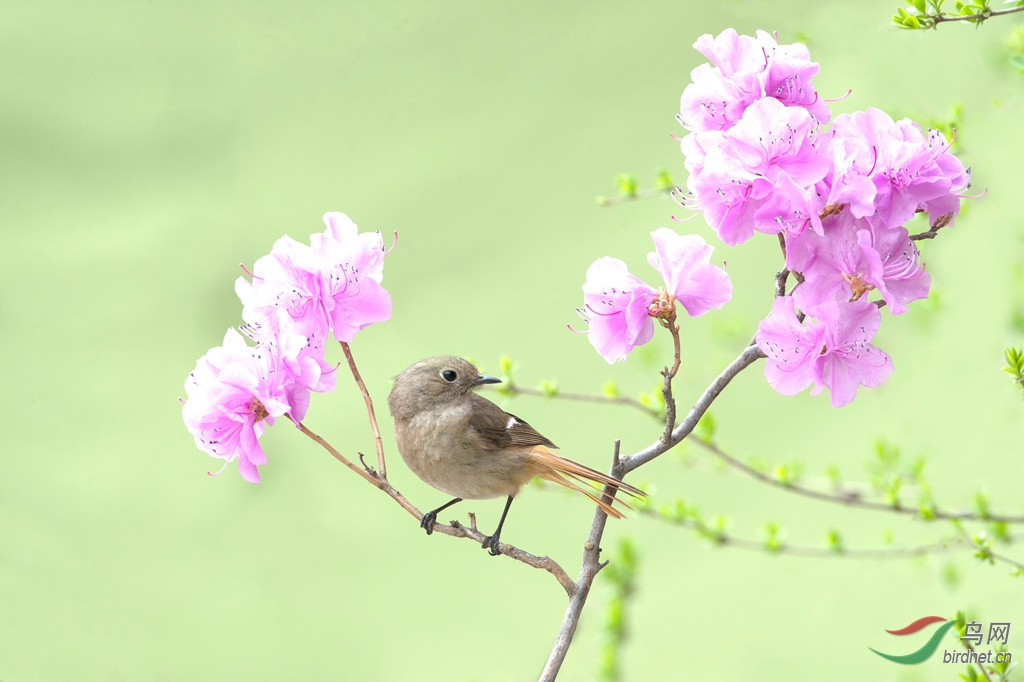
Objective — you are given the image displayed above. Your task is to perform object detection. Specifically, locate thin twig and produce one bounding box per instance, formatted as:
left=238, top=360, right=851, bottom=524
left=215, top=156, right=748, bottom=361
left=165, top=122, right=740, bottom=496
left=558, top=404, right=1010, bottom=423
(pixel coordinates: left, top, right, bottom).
left=597, top=187, right=671, bottom=206
left=775, top=267, right=790, bottom=298
left=693, top=438, right=1024, bottom=524
left=930, top=4, right=1024, bottom=25
left=339, top=341, right=387, bottom=480
left=298, top=422, right=381, bottom=488
left=646, top=504, right=1024, bottom=576
left=988, top=549, right=1024, bottom=572
left=619, top=342, right=767, bottom=473
left=647, top=507, right=950, bottom=557
left=659, top=320, right=682, bottom=445
left=643, top=507, right=982, bottom=559
left=539, top=440, right=622, bottom=681
left=503, top=382, right=1024, bottom=525
left=961, top=639, right=996, bottom=682
left=909, top=228, right=943, bottom=241
left=298, top=422, right=576, bottom=596
left=496, top=384, right=663, bottom=419
left=909, top=213, right=952, bottom=241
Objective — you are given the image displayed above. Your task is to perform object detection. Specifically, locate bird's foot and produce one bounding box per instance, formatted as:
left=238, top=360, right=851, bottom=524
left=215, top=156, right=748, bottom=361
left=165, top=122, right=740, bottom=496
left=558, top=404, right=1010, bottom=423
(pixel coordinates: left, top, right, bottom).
left=481, top=534, right=501, bottom=556
left=420, top=511, right=438, bottom=535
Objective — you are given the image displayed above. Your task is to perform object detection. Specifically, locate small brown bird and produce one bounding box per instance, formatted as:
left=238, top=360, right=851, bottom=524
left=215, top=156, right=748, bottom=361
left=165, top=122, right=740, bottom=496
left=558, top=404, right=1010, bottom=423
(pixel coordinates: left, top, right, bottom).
left=387, top=355, right=645, bottom=555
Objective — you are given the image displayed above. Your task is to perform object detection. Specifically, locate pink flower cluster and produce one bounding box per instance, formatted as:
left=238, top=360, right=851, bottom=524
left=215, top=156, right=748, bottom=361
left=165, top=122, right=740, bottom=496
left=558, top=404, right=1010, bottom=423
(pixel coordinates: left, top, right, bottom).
left=580, top=228, right=732, bottom=363
left=182, top=212, right=392, bottom=481
left=678, top=29, right=970, bottom=406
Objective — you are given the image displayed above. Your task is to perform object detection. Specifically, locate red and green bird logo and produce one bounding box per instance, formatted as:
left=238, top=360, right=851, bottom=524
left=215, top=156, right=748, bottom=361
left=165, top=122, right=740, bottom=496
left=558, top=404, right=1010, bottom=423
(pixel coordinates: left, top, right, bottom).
left=870, top=616, right=955, bottom=664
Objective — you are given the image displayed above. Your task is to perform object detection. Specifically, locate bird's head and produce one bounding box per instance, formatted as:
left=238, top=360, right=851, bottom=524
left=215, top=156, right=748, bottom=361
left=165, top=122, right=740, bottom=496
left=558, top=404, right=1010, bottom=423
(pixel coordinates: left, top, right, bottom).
left=387, top=355, right=501, bottom=418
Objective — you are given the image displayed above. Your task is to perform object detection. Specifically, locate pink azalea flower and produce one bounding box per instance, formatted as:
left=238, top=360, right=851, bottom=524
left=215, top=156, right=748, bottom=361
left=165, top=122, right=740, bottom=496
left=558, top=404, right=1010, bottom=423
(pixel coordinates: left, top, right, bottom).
left=581, top=230, right=731, bottom=363
left=791, top=211, right=929, bottom=314
left=679, top=29, right=830, bottom=133
left=688, top=97, right=828, bottom=246
left=829, top=109, right=969, bottom=230
left=241, top=307, right=337, bottom=408
left=581, top=257, right=658, bottom=363
left=182, top=329, right=295, bottom=482
left=687, top=139, right=761, bottom=246
left=236, top=212, right=392, bottom=346
left=759, top=33, right=831, bottom=126
left=647, top=228, right=733, bottom=316
left=757, top=297, right=893, bottom=407
left=816, top=134, right=877, bottom=219
left=752, top=170, right=822, bottom=239
left=724, top=97, right=828, bottom=187
left=871, top=221, right=931, bottom=313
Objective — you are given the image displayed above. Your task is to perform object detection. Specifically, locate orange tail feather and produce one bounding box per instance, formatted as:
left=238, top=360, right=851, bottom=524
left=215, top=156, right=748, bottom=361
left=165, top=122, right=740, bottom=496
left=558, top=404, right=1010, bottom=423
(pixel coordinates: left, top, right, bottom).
left=530, top=447, right=646, bottom=518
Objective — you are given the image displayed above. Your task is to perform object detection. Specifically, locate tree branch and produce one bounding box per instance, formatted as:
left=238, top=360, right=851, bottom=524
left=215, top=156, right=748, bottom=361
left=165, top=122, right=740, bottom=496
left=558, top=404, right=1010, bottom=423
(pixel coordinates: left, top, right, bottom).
left=658, top=320, right=682, bottom=445
left=339, top=341, right=387, bottom=480
left=931, top=4, right=1024, bottom=25
left=496, top=383, right=663, bottom=419
left=619, top=342, right=766, bottom=473
left=297, top=422, right=576, bottom=596
left=539, top=441, right=622, bottom=681
left=693, top=438, right=1024, bottom=524
left=644, top=507, right=957, bottom=558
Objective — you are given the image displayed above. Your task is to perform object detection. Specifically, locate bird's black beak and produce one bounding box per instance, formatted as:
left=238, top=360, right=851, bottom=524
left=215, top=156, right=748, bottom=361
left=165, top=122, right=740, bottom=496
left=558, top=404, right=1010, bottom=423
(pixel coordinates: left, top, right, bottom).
left=474, top=374, right=502, bottom=386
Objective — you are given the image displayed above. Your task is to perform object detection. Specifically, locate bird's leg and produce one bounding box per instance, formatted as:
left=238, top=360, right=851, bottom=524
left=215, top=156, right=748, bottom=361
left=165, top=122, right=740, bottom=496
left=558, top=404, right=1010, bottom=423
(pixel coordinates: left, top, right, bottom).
left=420, top=497, right=462, bottom=535
left=481, top=496, right=514, bottom=556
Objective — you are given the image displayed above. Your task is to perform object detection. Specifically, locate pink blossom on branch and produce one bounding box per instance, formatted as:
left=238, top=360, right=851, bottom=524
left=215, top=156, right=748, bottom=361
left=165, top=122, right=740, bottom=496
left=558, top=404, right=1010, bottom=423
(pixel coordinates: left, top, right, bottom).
left=790, top=210, right=930, bottom=314
left=829, top=109, right=969, bottom=230
left=185, top=211, right=390, bottom=483
left=757, top=297, right=893, bottom=407
left=679, top=29, right=830, bottom=133
left=581, top=230, right=731, bottom=363
left=182, top=329, right=296, bottom=483
left=686, top=97, right=829, bottom=246
left=581, top=257, right=657, bottom=364
left=236, top=212, right=392, bottom=347
left=647, top=228, right=733, bottom=316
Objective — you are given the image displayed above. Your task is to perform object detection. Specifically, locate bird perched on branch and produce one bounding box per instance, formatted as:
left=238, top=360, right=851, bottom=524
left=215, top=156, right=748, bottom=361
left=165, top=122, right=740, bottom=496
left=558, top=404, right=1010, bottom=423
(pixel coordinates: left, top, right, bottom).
left=387, top=355, right=645, bottom=555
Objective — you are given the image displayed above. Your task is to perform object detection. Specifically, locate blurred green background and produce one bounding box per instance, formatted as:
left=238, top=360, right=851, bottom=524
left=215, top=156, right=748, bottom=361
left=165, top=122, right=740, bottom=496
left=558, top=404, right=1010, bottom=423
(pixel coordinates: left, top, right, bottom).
left=2, top=1, right=1022, bottom=680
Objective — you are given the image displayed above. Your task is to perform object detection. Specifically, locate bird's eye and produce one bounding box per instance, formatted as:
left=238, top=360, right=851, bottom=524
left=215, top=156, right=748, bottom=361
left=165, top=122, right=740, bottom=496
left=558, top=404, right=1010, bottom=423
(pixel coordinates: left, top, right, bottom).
left=441, top=369, right=457, bottom=382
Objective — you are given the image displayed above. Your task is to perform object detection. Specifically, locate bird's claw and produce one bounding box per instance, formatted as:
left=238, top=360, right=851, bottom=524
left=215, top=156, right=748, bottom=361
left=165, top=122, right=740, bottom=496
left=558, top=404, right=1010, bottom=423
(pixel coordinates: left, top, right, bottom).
left=481, top=535, right=501, bottom=556
left=420, top=511, right=438, bottom=535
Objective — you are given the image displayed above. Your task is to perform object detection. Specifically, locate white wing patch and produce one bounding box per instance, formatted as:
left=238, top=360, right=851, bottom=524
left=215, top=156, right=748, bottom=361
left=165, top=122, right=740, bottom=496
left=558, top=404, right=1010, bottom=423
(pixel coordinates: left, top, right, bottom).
left=506, top=416, right=518, bottom=429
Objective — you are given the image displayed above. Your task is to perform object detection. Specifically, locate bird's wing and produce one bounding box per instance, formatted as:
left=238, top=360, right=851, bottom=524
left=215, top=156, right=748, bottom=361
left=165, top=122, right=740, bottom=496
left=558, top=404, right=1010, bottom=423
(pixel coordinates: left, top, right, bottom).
left=468, top=393, right=558, bottom=450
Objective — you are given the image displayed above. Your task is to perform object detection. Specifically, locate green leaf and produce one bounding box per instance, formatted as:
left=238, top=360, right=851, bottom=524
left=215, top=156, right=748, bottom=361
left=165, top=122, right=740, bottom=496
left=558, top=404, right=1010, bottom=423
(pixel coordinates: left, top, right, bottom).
left=538, top=379, right=559, bottom=397
left=601, top=378, right=619, bottom=398
left=499, top=354, right=513, bottom=376
left=773, top=460, right=803, bottom=486
left=974, top=489, right=991, bottom=519
left=616, top=173, right=638, bottom=197
left=959, top=664, right=980, bottom=681
left=762, top=521, right=785, bottom=553
left=653, top=168, right=673, bottom=191
left=955, top=610, right=967, bottom=634
left=826, top=528, right=843, bottom=553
